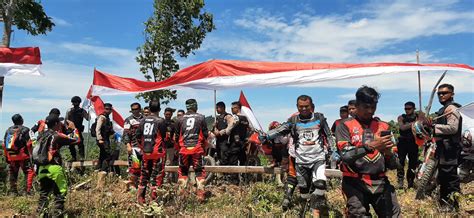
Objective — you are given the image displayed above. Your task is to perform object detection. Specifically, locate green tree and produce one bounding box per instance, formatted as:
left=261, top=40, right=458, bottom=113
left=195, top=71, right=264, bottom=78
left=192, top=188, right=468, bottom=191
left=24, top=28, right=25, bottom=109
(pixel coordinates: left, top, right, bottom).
left=136, top=0, right=215, bottom=104
left=1, top=0, right=55, bottom=47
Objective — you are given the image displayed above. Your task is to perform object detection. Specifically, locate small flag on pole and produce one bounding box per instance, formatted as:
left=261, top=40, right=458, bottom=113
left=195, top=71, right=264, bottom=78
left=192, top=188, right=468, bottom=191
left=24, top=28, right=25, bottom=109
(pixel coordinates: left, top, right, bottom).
left=239, top=90, right=263, bottom=131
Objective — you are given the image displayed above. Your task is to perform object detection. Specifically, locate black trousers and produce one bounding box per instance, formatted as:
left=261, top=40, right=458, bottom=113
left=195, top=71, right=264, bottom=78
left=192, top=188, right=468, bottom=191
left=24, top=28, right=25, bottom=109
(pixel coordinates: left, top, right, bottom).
left=97, top=139, right=114, bottom=172
left=397, top=138, right=418, bottom=184
left=37, top=178, right=65, bottom=216
left=271, top=145, right=284, bottom=164
left=438, top=164, right=460, bottom=203
left=220, top=142, right=243, bottom=166
left=342, top=177, right=401, bottom=217
left=69, top=131, right=85, bottom=160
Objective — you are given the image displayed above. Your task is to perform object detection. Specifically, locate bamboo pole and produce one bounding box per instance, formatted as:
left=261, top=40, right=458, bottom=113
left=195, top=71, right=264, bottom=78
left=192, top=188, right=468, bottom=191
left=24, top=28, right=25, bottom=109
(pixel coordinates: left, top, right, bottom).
left=417, top=50, right=422, bottom=111
left=69, top=161, right=342, bottom=177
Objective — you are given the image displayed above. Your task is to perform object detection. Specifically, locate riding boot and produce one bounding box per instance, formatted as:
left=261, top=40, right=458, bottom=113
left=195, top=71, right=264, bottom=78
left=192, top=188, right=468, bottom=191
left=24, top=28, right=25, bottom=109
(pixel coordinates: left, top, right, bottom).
left=282, top=183, right=295, bottom=211
left=137, top=185, right=146, bottom=205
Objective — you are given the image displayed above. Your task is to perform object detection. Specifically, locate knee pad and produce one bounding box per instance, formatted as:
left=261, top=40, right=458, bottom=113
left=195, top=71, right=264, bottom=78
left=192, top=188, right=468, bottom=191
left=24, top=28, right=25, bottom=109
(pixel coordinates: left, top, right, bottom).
left=313, top=180, right=327, bottom=190
left=312, top=180, right=327, bottom=196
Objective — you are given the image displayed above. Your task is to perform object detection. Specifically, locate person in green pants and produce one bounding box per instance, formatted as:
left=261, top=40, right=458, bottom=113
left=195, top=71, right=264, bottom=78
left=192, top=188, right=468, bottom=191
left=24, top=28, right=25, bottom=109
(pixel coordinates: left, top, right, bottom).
left=35, top=114, right=81, bottom=216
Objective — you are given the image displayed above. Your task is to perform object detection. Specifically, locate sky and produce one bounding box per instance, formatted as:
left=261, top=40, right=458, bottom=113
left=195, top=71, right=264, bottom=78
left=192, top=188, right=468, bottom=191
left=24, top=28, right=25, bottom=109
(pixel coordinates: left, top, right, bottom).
left=1, top=0, right=473, bottom=133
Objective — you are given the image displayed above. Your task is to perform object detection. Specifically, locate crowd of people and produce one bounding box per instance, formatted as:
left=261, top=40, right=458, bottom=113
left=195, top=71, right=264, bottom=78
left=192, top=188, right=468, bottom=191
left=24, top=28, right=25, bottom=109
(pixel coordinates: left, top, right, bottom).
left=1, top=83, right=469, bottom=217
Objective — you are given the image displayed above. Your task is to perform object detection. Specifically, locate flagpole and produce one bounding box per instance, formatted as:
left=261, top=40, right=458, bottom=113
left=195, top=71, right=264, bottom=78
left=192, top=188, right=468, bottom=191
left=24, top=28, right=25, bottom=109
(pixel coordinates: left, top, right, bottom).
left=213, top=89, right=217, bottom=119
left=417, top=50, right=422, bottom=111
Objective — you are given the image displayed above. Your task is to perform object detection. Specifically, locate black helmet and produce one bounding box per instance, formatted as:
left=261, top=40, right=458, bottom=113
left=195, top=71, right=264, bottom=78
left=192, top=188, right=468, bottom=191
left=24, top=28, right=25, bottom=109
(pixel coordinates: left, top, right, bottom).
left=12, top=114, right=23, bottom=125
left=71, top=96, right=81, bottom=103
left=49, top=108, right=61, bottom=116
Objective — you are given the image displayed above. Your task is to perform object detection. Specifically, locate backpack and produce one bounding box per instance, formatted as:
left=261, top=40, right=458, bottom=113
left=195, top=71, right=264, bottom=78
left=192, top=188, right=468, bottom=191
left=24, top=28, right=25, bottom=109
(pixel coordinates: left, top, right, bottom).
left=4, top=128, right=21, bottom=152
left=90, top=121, right=97, bottom=137
left=32, top=130, right=54, bottom=166
left=90, top=115, right=113, bottom=138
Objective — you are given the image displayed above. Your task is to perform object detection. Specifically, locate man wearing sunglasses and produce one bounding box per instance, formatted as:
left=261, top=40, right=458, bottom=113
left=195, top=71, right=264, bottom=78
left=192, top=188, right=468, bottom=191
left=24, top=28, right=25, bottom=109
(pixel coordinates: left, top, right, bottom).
left=95, top=103, right=115, bottom=172
left=432, top=83, right=463, bottom=211
left=123, top=103, right=144, bottom=189
left=396, top=101, right=418, bottom=189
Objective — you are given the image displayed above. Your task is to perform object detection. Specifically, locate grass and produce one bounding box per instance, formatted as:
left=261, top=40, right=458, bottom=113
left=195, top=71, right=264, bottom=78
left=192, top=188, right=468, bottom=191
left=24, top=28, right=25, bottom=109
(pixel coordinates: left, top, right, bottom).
left=0, top=136, right=472, bottom=216
left=0, top=168, right=472, bottom=216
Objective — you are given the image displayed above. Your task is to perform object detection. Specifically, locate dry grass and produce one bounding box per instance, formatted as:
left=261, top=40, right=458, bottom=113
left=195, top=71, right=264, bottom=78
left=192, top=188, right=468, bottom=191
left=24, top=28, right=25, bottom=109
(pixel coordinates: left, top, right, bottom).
left=0, top=170, right=472, bottom=216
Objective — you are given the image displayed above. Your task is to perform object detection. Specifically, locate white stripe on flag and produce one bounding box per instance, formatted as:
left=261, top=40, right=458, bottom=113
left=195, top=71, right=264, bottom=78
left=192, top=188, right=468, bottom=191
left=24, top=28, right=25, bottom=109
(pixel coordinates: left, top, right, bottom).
left=241, top=106, right=263, bottom=131
left=460, top=102, right=474, bottom=129
left=0, top=63, right=43, bottom=76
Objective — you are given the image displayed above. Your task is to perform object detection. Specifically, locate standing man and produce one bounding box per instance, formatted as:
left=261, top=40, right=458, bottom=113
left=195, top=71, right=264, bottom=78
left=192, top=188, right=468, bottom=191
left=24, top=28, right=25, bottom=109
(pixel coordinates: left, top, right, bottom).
left=230, top=101, right=250, bottom=167
left=2, top=114, right=34, bottom=195
left=176, top=109, right=185, bottom=119
left=65, top=96, right=90, bottom=161
left=432, top=83, right=463, bottom=211
left=95, top=103, right=115, bottom=172
left=123, top=102, right=144, bottom=190
left=36, top=115, right=81, bottom=216
left=136, top=100, right=167, bottom=204
left=347, top=100, right=356, bottom=118
left=331, top=106, right=349, bottom=133
left=175, top=99, right=208, bottom=201
left=263, top=95, right=332, bottom=216
left=396, top=101, right=418, bottom=189
left=163, top=107, right=177, bottom=183
left=336, top=86, right=400, bottom=217
left=143, top=106, right=151, bottom=117
left=213, top=101, right=235, bottom=163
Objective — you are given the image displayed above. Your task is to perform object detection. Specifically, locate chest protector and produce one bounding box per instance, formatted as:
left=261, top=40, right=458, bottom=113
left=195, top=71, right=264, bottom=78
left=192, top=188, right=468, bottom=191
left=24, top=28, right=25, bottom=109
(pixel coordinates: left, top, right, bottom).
left=230, top=115, right=249, bottom=143
left=216, top=113, right=230, bottom=130
left=400, top=114, right=417, bottom=138
left=435, top=102, right=462, bottom=143
left=69, top=107, right=85, bottom=131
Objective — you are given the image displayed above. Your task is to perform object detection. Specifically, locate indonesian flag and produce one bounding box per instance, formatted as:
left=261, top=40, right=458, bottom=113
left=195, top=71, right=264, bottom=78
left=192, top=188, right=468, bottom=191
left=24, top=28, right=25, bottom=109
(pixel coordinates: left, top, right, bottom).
left=459, top=102, right=474, bottom=129
left=0, top=47, right=43, bottom=76
left=84, top=86, right=125, bottom=135
left=239, top=91, right=263, bottom=131
left=91, top=60, right=474, bottom=96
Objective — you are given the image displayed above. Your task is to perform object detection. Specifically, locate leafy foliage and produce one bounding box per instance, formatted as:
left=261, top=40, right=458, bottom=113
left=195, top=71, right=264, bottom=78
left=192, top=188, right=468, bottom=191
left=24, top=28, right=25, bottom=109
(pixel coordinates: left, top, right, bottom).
left=135, top=0, right=215, bottom=103
left=0, top=0, right=54, bottom=47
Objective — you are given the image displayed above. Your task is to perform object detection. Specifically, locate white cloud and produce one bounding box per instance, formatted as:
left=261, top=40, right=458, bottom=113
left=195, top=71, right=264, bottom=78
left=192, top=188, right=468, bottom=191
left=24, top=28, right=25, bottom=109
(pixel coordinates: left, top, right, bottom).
left=204, top=0, right=473, bottom=62
left=337, top=93, right=355, bottom=100
left=51, top=16, right=71, bottom=27
left=59, top=42, right=136, bottom=61
left=3, top=97, right=71, bottom=113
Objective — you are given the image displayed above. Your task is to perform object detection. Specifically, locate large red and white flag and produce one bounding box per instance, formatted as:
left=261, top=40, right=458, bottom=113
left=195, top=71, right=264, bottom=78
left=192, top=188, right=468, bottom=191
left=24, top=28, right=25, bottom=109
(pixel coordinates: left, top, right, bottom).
left=0, top=47, right=43, bottom=76
left=84, top=86, right=125, bottom=135
left=239, top=91, right=263, bottom=131
left=91, top=60, right=474, bottom=96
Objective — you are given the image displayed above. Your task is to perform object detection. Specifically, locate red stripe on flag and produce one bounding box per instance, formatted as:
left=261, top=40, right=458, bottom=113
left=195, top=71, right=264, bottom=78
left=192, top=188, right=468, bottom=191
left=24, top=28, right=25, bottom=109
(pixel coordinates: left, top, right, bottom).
left=92, top=60, right=474, bottom=94
left=87, top=91, right=124, bottom=128
left=239, top=90, right=252, bottom=109
left=0, top=47, right=42, bottom=64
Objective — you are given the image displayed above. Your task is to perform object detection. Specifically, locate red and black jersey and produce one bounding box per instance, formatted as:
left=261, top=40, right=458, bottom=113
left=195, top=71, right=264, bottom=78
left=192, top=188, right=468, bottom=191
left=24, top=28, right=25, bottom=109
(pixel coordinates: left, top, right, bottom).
left=138, top=115, right=166, bottom=160
left=176, top=112, right=208, bottom=154
left=331, top=118, right=344, bottom=133
left=123, top=114, right=144, bottom=147
left=32, top=119, right=68, bottom=137
left=336, top=117, right=394, bottom=192
left=45, top=129, right=81, bottom=165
